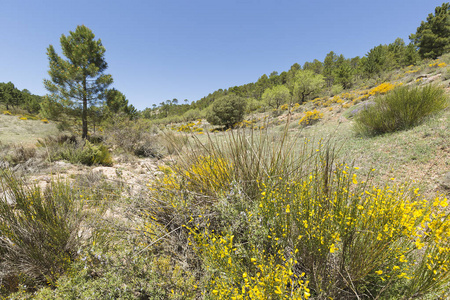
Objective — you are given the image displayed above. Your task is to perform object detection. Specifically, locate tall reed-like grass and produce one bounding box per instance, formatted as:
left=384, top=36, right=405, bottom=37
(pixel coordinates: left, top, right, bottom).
left=0, top=170, right=84, bottom=291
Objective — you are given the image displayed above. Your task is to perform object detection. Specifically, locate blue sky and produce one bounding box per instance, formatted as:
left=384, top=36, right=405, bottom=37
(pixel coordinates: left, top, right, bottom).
left=0, top=0, right=446, bottom=110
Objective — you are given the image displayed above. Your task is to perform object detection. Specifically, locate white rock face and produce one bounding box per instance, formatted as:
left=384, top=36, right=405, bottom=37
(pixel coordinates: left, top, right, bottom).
left=0, top=191, right=16, bottom=205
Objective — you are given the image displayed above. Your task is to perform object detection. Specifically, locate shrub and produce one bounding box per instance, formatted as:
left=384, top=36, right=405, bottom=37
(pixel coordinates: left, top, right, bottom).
left=206, top=94, right=247, bottom=129
left=0, top=170, right=84, bottom=292
left=103, top=117, right=162, bottom=158
left=354, top=84, right=449, bottom=135
left=2, top=145, right=37, bottom=166
left=79, top=141, right=113, bottom=166
left=330, top=84, right=343, bottom=96
left=39, top=135, right=113, bottom=166
left=298, top=109, right=323, bottom=126
left=32, top=251, right=197, bottom=299
left=159, top=130, right=188, bottom=155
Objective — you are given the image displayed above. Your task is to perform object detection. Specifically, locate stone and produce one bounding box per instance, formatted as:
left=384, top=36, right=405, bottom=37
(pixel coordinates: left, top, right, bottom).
left=441, top=172, right=450, bottom=189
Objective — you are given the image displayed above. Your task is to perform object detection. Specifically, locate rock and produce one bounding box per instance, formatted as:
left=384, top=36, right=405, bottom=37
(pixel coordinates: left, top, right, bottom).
left=0, top=191, right=16, bottom=205
left=441, top=172, right=450, bottom=189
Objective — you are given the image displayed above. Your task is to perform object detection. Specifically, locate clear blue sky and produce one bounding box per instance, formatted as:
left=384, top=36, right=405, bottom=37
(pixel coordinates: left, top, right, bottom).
left=0, top=0, right=446, bottom=110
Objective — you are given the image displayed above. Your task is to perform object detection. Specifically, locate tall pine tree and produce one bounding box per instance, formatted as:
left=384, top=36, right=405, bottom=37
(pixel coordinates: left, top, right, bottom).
left=44, top=25, right=113, bottom=139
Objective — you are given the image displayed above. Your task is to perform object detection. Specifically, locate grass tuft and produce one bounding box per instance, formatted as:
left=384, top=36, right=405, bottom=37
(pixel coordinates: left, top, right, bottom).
left=354, top=84, right=448, bottom=136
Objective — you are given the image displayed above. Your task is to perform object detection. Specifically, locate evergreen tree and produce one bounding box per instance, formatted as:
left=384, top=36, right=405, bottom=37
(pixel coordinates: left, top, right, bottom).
left=333, top=60, right=354, bottom=89
left=303, top=59, right=323, bottom=74
left=410, top=3, right=450, bottom=59
left=44, top=25, right=113, bottom=139
left=105, top=88, right=136, bottom=118
left=323, top=51, right=338, bottom=87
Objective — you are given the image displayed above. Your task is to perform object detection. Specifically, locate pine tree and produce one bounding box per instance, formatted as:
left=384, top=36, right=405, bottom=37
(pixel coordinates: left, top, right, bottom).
left=410, top=3, right=450, bottom=59
left=44, top=25, right=113, bottom=139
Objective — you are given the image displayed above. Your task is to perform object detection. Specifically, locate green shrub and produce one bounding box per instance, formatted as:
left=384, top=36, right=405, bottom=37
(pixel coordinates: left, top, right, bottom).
left=0, top=170, right=84, bottom=293
left=79, top=141, right=112, bottom=166
left=206, top=94, right=247, bottom=129
left=39, top=135, right=113, bottom=166
left=354, top=84, right=448, bottom=135
left=32, top=252, right=197, bottom=300
left=330, top=84, right=343, bottom=96
left=103, top=117, right=162, bottom=158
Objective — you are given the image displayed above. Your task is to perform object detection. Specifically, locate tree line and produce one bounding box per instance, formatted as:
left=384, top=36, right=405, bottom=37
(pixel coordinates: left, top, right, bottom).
left=142, top=3, right=450, bottom=128
left=0, top=82, right=43, bottom=113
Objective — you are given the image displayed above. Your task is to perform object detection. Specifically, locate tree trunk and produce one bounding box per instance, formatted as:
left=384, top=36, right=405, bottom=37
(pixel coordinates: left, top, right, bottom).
left=82, top=79, right=88, bottom=139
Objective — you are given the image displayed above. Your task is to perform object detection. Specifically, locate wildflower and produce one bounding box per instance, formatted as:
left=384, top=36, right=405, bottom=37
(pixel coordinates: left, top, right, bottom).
left=330, top=244, right=337, bottom=253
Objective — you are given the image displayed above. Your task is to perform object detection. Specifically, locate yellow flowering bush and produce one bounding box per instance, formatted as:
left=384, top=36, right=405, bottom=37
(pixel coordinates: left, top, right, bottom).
left=148, top=131, right=450, bottom=299
left=254, top=162, right=449, bottom=298
left=368, top=82, right=400, bottom=96
left=187, top=229, right=310, bottom=299
left=298, top=109, right=323, bottom=126
left=171, top=121, right=204, bottom=133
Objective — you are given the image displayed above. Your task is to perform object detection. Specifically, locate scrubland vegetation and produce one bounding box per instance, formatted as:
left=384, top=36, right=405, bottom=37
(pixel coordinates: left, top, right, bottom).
left=1, top=3, right=450, bottom=299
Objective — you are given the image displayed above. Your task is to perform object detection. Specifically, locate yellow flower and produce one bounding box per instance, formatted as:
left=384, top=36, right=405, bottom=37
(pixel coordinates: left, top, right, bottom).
left=286, top=205, right=290, bottom=213
left=330, top=243, right=337, bottom=253
left=375, top=270, right=383, bottom=275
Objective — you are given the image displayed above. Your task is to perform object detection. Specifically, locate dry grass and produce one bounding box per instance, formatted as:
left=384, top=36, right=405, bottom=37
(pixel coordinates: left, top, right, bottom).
left=0, top=114, right=59, bottom=146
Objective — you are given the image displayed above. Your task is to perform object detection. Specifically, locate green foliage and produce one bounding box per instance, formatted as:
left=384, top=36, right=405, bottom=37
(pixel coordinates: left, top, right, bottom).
left=354, top=84, right=449, bottom=135
left=0, top=82, right=43, bottom=113
left=262, top=85, right=290, bottom=109
left=323, top=51, right=338, bottom=86
left=330, top=84, right=343, bottom=96
left=303, top=59, right=323, bottom=74
left=206, top=94, right=247, bottom=128
left=245, top=97, right=262, bottom=113
left=182, top=108, right=202, bottom=121
left=363, top=44, right=391, bottom=76
left=410, top=2, right=450, bottom=59
left=44, top=25, right=113, bottom=139
left=103, top=117, right=162, bottom=158
left=39, top=95, right=64, bottom=120
left=40, top=135, right=113, bottom=166
left=292, top=70, right=325, bottom=103
left=32, top=252, right=197, bottom=300
left=333, top=60, right=354, bottom=89
left=79, top=141, right=113, bottom=166
left=105, top=88, right=137, bottom=119
left=0, top=171, right=84, bottom=292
